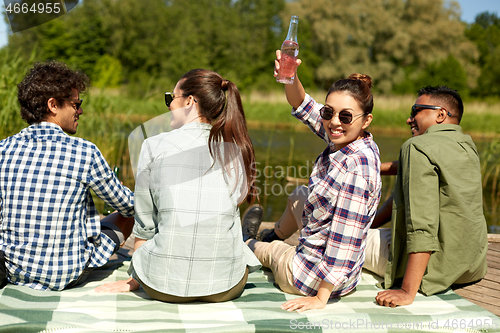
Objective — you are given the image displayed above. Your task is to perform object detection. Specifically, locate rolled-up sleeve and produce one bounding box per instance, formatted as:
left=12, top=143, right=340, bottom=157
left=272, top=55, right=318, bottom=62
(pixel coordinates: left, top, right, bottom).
left=291, top=93, right=329, bottom=143
left=88, top=147, right=134, bottom=217
left=403, top=143, right=441, bottom=253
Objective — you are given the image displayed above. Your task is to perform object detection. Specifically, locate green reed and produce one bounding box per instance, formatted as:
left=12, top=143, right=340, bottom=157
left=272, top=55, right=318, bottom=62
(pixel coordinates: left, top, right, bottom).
left=480, top=140, right=500, bottom=230
left=3, top=57, right=500, bottom=227
left=0, top=48, right=36, bottom=139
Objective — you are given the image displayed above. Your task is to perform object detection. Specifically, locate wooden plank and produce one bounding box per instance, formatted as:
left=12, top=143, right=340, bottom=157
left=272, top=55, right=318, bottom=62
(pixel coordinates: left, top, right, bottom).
left=454, top=289, right=495, bottom=304
left=487, top=246, right=500, bottom=256
left=488, top=234, right=500, bottom=243
left=483, top=274, right=500, bottom=284
left=456, top=284, right=500, bottom=300
left=489, top=242, right=500, bottom=252
left=453, top=242, right=500, bottom=317
left=487, top=255, right=500, bottom=265
left=489, top=247, right=500, bottom=257
left=487, top=254, right=500, bottom=264
left=486, top=254, right=500, bottom=265
left=454, top=288, right=500, bottom=303
left=484, top=268, right=500, bottom=280
left=457, top=279, right=500, bottom=292
left=454, top=289, right=500, bottom=310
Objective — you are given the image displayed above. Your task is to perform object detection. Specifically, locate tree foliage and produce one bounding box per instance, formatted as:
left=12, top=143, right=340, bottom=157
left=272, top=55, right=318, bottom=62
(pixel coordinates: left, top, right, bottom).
left=465, top=12, right=500, bottom=97
left=285, top=0, right=478, bottom=94
left=6, top=0, right=284, bottom=94
left=4, top=0, right=495, bottom=96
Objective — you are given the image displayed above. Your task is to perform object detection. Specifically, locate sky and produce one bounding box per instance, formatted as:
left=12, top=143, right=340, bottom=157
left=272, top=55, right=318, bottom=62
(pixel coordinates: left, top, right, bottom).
left=0, top=0, right=499, bottom=48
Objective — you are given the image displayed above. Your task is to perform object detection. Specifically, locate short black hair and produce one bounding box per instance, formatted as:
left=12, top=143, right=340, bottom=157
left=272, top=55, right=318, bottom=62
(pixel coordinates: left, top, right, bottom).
left=17, top=60, right=89, bottom=125
left=418, top=85, right=463, bottom=124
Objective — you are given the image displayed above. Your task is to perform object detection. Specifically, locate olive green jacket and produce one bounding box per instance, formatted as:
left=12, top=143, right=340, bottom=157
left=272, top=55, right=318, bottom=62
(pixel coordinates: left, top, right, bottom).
left=385, top=124, right=488, bottom=296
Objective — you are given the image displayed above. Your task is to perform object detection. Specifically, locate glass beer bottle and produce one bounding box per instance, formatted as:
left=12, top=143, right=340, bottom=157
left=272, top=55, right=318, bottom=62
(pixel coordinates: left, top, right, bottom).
left=102, top=166, right=120, bottom=216
left=276, top=15, right=299, bottom=84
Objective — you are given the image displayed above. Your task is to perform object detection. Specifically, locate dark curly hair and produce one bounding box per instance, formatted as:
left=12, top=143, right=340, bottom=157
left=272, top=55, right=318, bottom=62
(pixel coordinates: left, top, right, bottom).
left=17, top=60, right=90, bottom=125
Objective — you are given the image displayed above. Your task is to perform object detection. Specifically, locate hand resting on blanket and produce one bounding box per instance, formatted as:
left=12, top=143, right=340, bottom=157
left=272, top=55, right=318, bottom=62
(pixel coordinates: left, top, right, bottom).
left=95, top=277, right=140, bottom=293
left=281, top=278, right=334, bottom=312
left=375, top=251, right=431, bottom=307
left=281, top=296, right=327, bottom=312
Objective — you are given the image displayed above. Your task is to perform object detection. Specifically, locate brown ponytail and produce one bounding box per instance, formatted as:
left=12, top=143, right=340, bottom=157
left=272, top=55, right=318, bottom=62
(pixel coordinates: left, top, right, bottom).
left=179, top=69, right=257, bottom=204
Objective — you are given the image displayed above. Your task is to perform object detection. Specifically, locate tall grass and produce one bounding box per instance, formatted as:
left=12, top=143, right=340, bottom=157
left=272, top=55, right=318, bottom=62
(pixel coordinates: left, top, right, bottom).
left=242, top=91, right=500, bottom=137
left=480, top=140, right=500, bottom=231
left=0, top=48, right=36, bottom=138
left=2, top=58, right=500, bottom=227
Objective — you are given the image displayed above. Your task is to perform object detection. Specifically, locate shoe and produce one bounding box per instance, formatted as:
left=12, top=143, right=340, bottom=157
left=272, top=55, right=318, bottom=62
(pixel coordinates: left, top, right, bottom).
left=257, top=228, right=272, bottom=241
left=258, top=228, right=283, bottom=242
left=241, top=204, right=264, bottom=241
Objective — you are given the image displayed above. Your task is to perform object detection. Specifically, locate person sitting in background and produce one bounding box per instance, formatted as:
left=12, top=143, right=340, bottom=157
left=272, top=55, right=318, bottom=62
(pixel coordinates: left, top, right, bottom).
left=96, top=69, right=261, bottom=302
left=364, top=85, right=488, bottom=307
left=242, top=51, right=381, bottom=312
left=0, top=60, right=135, bottom=291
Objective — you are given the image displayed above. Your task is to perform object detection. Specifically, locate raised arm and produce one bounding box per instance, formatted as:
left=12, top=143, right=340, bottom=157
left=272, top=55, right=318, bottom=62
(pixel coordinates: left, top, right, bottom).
left=274, top=50, right=304, bottom=109
left=274, top=50, right=328, bottom=142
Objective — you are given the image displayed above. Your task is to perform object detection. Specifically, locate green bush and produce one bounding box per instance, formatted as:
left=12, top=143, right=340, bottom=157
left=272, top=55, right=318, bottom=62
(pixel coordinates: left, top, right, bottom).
left=93, top=55, right=123, bottom=88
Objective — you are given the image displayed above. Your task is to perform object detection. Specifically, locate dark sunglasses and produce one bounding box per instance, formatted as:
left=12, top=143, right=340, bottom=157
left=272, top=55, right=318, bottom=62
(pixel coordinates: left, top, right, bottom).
left=411, top=104, right=452, bottom=118
left=62, top=98, right=83, bottom=110
left=320, top=105, right=366, bottom=124
left=165, top=92, right=197, bottom=108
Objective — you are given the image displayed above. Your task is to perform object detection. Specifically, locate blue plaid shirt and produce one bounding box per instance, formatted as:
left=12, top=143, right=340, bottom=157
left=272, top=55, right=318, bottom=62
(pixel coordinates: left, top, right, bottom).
left=0, top=122, right=134, bottom=290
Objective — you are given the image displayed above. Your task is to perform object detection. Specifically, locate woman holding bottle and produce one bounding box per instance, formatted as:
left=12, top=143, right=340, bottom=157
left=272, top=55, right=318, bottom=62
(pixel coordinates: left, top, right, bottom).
left=242, top=51, right=382, bottom=312
left=96, top=69, right=260, bottom=302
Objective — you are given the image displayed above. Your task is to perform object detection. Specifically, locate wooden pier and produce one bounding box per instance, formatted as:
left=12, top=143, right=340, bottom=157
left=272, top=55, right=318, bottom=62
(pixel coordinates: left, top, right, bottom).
left=453, top=235, right=500, bottom=316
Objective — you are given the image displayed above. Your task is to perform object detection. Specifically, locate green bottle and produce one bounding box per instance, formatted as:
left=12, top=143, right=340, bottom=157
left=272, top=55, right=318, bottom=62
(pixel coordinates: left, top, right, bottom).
left=103, top=167, right=120, bottom=216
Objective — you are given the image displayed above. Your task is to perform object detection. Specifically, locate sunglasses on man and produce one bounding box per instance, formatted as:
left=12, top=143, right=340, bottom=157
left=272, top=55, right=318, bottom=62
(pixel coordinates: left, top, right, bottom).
left=164, top=92, right=197, bottom=108
left=62, top=98, right=83, bottom=110
left=411, top=104, right=452, bottom=119
left=320, top=105, right=367, bottom=124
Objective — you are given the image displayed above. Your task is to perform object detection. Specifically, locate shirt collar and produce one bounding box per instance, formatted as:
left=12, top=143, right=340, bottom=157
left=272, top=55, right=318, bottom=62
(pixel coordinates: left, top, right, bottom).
left=425, top=123, right=462, bottom=134
left=23, top=121, right=66, bottom=136
left=179, top=121, right=212, bottom=131
left=328, top=131, right=374, bottom=154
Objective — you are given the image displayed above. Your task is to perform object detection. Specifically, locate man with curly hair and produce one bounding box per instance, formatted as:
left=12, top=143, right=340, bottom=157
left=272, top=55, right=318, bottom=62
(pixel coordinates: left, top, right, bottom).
left=0, top=60, right=135, bottom=291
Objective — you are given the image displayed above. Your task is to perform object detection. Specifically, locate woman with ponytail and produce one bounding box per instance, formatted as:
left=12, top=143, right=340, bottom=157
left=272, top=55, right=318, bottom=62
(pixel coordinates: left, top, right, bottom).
left=96, top=69, right=261, bottom=302
left=242, top=52, right=382, bottom=312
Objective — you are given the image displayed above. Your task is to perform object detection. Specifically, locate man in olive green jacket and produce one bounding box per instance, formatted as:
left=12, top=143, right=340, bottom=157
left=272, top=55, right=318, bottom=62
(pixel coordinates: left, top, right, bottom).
left=368, top=85, right=488, bottom=307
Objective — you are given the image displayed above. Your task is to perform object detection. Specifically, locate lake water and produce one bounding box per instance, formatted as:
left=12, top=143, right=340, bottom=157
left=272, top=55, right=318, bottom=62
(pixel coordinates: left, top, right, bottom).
left=109, top=124, right=499, bottom=233
left=245, top=127, right=500, bottom=234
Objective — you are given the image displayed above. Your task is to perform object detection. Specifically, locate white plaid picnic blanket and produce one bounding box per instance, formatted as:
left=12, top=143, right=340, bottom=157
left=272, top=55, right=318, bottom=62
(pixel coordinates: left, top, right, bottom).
left=1, top=247, right=499, bottom=333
